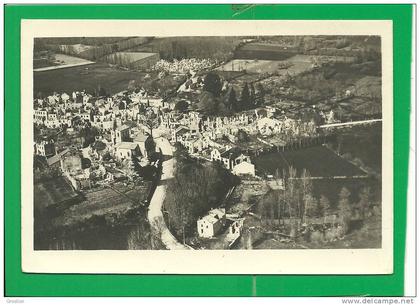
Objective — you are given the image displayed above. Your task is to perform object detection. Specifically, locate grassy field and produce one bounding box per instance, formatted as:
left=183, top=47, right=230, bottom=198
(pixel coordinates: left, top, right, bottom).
left=254, top=145, right=365, bottom=178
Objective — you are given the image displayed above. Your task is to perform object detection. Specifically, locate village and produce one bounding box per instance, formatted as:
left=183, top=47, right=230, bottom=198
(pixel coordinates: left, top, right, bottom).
left=33, top=82, right=367, bottom=250
left=33, top=35, right=382, bottom=250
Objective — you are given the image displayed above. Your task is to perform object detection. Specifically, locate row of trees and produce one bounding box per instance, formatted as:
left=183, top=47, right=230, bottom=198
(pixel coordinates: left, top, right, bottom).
left=142, top=37, right=243, bottom=62
left=258, top=167, right=375, bottom=234
left=196, top=72, right=265, bottom=115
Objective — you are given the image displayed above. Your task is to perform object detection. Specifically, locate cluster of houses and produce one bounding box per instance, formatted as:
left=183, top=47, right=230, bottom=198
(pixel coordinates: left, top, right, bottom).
left=35, top=121, right=156, bottom=190
left=33, top=89, right=173, bottom=133
left=160, top=108, right=320, bottom=177
left=33, top=83, right=326, bottom=193
left=153, top=58, right=216, bottom=74
left=33, top=89, right=164, bottom=190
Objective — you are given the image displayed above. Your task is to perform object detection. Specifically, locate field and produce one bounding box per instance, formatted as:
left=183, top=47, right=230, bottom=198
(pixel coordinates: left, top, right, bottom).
left=335, top=124, right=382, bottom=173
left=34, top=177, right=80, bottom=209
left=253, top=145, right=365, bottom=178
left=35, top=180, right=153, bottom=250
left=131, top=36, right=243, bottom=61
left=234, top=43, right=298, bottom=60
left=33, top=54, right=95, bottom=72
left=216, top=59, right=284, bottom=73
left=253, top=144, right=381, bottom=207
left=34, top=63, right=153, bottom=96
left=56, top=182, right=151, bottom=226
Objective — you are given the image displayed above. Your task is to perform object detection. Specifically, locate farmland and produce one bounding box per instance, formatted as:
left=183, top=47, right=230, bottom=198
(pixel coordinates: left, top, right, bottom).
left=331, top=124, right=382, bottom=174
left=39, top=37, right=151, bottom=61
left=216, top=55, right=318, bottom=75
left=33, top=54, right=95, bottom=72
left=253, top=145, right=365, bottom=178
left=253, top=142, right=381, bottom=207
left=234, top=43, right=298, bottom=60
left=35, top=181, right=153, bottom=250
left=55, top=182, right=152, bottom=226
left=130, top=36, right=244, bottom=61
left=34, top=176, right=80, bottom=209
left=34, top=63, right=144, bottom=95
left=34, top=63, right=183, bottom=96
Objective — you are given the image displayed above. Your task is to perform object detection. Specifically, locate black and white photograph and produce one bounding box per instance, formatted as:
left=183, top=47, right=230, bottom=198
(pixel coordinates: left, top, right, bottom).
left=21, top=20, right=393, bottom=274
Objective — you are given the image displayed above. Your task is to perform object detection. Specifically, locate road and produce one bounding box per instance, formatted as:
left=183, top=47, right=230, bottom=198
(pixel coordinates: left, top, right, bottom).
left=147, top=137, right=191, bottom=250
left=320, top=119, right=382, bottom=129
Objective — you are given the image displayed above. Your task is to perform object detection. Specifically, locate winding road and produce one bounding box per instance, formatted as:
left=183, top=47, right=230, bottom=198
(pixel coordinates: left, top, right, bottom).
left=147, top=137, right=191, bottom=250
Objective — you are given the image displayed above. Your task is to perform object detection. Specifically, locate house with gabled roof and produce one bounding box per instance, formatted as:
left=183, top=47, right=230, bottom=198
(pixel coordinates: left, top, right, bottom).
left=171, top=125, right=190, bottom=143
left=115, top=142, right=141, bottom=161
left=197, top=208, right=226, bottom=238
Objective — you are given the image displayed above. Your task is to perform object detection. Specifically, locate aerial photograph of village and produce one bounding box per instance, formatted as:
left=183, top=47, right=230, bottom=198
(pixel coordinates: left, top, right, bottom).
left=33, top=35, right=382, bottom=250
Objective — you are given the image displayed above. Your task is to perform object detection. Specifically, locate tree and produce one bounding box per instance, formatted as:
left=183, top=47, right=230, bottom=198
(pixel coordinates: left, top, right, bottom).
left=128, top=80, right=137, bottom=91
left=258, top=190, right=277, bottom=225
left=255, top=83, right=265, bottom=106
left=223, top=87, right=237, bottom=111
left=300, top=169, right=313, bottom=220
left=203, top=72, right=222, bottom=97
left=240, top=83, right=251, bottom=110
left=303, top=194, right=318, bottom=222
left=123, top=156, right=140, bottom=180
left=319, top=195, right=331, bottom=220
left=237, top=129, right=249, bottom=143
left=216, top=100, right=231, bottom=116
left=79, top=126, right=99, bottom=148
left=197, top=91, right=217, bottom=115
left=96, top=84, right=107, bottom=97
left=140, top=108, right=159, bottom=137
left=338, top=187, right=352, bottom=233
left=145, top=135, right=156, bottom=159
left=285, top=166, right=299, bottom=218
left=358, top=187, right=372, bottom=219
left=164, top=152, right=237, bottom=242
left=249, top=83, right=256, bottom=105
left=174, top=100, right=189, bottom=112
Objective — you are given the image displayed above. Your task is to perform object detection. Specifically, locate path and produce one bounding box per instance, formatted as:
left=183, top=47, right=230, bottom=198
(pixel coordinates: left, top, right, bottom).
left=147, top=137, right=191, bottom=250
left=319, top=119, right=382, bottom=129
left=34, top=61, right=95, bottom=72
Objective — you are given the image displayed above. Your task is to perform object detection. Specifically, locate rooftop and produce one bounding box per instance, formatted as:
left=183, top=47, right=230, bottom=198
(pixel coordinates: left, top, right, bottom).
left=116, top=142, right=139, bottom=150
left=133, top=132, right=148, bottom=142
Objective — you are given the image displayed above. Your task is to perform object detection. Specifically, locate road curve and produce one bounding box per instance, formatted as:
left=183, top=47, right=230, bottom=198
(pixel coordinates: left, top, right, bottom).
left=147, top=137, right=190, bottom=250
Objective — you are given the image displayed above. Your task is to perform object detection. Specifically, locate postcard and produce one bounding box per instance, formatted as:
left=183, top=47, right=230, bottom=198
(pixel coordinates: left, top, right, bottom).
left=21, top=19, right=393, bottom=274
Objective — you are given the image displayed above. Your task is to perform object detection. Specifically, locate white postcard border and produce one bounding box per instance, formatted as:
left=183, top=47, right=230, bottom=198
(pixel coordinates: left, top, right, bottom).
left=21, top=19, right=393, bottom=274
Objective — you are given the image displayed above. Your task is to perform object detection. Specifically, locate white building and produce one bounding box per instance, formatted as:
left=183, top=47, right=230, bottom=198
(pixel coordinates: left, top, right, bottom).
left=197, top=208, right=226, bottom=238
left=232, top=161, right=255, bottom=176
left=115, top=142, right=141, bottom=160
